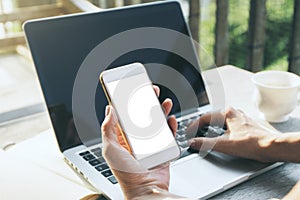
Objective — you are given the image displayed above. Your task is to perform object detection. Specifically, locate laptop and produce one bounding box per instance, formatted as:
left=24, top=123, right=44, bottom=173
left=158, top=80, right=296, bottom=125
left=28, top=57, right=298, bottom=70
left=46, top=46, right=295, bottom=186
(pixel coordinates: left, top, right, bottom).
left=24, top=1, right=281, bottom=199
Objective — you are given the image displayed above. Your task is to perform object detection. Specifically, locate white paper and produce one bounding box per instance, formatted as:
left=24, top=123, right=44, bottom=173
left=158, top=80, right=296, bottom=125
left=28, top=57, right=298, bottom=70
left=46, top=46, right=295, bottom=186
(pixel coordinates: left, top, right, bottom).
left=0, top=148, right=93, bottom=199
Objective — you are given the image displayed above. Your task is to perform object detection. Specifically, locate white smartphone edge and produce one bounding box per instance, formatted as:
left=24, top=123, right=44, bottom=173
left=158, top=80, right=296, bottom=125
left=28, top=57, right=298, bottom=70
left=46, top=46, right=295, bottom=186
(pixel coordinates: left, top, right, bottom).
left=100, top=62, right=181, bottom=169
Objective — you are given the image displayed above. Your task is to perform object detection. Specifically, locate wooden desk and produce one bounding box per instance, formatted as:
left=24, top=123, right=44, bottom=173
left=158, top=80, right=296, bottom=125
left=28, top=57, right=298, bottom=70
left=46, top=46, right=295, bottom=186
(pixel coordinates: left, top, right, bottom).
left=1, top=65, right=300, bottom=199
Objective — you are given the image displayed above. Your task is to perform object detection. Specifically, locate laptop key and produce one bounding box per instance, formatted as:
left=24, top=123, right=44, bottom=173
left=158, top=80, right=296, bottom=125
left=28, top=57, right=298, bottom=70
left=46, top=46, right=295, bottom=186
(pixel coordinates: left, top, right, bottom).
left=177, top=121, right=183, bottom=127
left=178, top=125, right=187, bottom=131
left=79, top=151, right=90, bottom=156
left=176, top=134, right=187, bottom=142
left=89, top=159, right=101, bottom=166
left=91, top=147, right=102, bottom=154
left=83, top=154, right=95, bottom=161
left=97, top=156, right=106, bottom=163
left=175, top=134, right=186, bottom=140
left=108, top=176, right=118, bottom=184
left=205, top=126, right=225, bottom=137
left=177, top=126, right=187, bottom=133
left=191, top=115, right=200, bottom=120
left=176, top=129, right=186, bottom=135
left=101, top=169, right=113, bottom=177
left=178, top=140, right=189, bottom=148
left=95, top=163, right=109, bottom=172
left=181, top=118, right=192, bottom=125
left=93, top=150, right=102, bottom=158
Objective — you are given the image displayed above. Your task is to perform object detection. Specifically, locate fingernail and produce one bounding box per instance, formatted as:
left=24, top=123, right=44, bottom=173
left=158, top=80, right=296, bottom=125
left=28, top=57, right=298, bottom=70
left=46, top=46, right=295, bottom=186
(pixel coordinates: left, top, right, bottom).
left=165, top=98, right=172, bottom=103
left=105, top=106, right=111, bottom=116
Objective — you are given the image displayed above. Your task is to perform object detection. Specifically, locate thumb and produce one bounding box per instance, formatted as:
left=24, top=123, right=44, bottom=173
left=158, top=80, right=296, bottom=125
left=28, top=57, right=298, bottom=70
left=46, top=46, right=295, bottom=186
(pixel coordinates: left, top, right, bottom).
left=101, top=105, right=118, bottom=141
left=189, top=136, right=231, bottom=153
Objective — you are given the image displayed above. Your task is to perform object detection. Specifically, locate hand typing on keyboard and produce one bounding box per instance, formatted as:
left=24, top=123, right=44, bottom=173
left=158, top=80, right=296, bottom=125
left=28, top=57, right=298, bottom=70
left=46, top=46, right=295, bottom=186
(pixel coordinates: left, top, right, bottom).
left=188, top=107, right=286, bottom=162
left=176, top=115, right=226, bottom=154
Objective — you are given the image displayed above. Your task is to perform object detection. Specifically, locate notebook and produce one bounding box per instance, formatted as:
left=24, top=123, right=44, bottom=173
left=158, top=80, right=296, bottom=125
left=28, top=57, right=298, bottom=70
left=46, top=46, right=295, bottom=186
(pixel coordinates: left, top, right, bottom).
left=1, top=130, right=93, bottom=199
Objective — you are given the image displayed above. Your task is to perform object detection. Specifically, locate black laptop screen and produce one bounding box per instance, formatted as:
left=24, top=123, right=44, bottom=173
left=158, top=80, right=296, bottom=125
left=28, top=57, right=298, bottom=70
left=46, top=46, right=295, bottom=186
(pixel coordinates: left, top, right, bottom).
left=24, top=1, right=209, bottom=152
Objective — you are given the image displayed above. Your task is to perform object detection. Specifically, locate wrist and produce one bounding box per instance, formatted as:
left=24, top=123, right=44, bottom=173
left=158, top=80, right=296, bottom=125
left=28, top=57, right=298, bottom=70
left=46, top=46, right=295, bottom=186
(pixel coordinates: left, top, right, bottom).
left=126, top=185, right=159, bottom=200
left=126, top=185, right=184, bottom=200
left=262, top=133, right=300, bottom=163
left=255, top=133, right=280, bottom=162
left=116, top=172, right=172, bottom=200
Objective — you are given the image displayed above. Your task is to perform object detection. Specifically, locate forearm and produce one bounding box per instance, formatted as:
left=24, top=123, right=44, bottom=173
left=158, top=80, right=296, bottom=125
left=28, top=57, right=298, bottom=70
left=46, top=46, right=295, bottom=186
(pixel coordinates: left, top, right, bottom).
left=112, top=170, right=186, bottom=200
left=265, top=132, right=300, bottom=163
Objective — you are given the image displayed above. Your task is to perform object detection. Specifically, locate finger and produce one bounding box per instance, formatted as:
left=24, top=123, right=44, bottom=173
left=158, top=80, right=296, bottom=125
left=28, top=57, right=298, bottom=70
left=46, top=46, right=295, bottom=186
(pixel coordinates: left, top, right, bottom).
left=153, top=85, right=160, bottom=97
left=117, top=134, right=126, bottom=144
left=225, top=107, right=242, bottom=119
left=185, top=120, right=199, bottom=138
left=196, top=107, right=240, bottom=129
left=101, top=106, right=118, bottom=142
left=189, top=136, right=233, bottom=154
left=225, top=107, right=250, bottom=132
left=189, top=136, right=259, bottom=159
left=236, top=109, right=246, bottom=115
left=198, top=109, right=225, bottom=128
left=102, top=107, right=144, bottom=171
left=101, top=106, right=126, bottom=156
left=167, top=115, right=178, bottom=135
left=117, top=130, right=131, bottom=152
left=189, top=137, right=218, bottom=151
left=197, top=114, right=212, bottom=128
left=162, top=98, right=172, bottom=116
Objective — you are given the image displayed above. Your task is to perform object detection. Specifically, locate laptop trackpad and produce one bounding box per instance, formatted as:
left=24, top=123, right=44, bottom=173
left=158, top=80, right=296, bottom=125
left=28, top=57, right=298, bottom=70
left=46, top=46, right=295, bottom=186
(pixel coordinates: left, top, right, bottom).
left=169, top=152, right=269, bottom=199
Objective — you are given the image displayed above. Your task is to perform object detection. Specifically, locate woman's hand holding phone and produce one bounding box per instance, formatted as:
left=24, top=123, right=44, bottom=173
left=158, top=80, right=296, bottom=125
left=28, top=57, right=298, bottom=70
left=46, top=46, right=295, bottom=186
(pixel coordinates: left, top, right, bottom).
left=100, top=63, right=180, bottom=169
left=101, top=86, right=183, bottom=200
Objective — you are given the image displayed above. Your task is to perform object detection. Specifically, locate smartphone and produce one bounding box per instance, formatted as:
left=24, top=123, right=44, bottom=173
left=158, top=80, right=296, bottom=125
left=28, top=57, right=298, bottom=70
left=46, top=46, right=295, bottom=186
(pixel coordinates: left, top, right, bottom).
left=100, top=62, right=180, bottom=169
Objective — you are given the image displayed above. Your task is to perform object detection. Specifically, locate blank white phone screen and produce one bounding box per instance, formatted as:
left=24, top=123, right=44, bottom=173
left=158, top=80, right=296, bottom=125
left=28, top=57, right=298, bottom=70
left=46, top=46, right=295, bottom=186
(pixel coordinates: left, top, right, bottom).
left=106, top=72, right=177, bottom=160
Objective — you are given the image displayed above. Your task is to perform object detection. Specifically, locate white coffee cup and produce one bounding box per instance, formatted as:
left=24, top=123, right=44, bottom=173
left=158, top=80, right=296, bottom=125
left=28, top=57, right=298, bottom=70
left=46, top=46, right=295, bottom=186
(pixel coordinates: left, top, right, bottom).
left=252, top=71, right=300, bottom=123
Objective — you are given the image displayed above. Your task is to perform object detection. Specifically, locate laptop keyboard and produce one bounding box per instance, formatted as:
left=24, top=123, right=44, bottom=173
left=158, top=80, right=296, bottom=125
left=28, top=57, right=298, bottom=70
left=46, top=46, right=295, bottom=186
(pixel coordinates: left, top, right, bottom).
left=176, top=116, right=200, bottom=149
left=176, top=115, right=226, bottom=153
left=78, top=114, right=225, bottom=185
left=78, top=148, right=118, bottom=184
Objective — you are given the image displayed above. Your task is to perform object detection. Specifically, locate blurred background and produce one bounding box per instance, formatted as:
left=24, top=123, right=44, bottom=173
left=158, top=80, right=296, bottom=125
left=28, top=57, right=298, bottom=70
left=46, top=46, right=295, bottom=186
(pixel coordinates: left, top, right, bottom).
left=1, top=0, right=299, bottom=72
left=0, top=0, right=299, bottom=147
